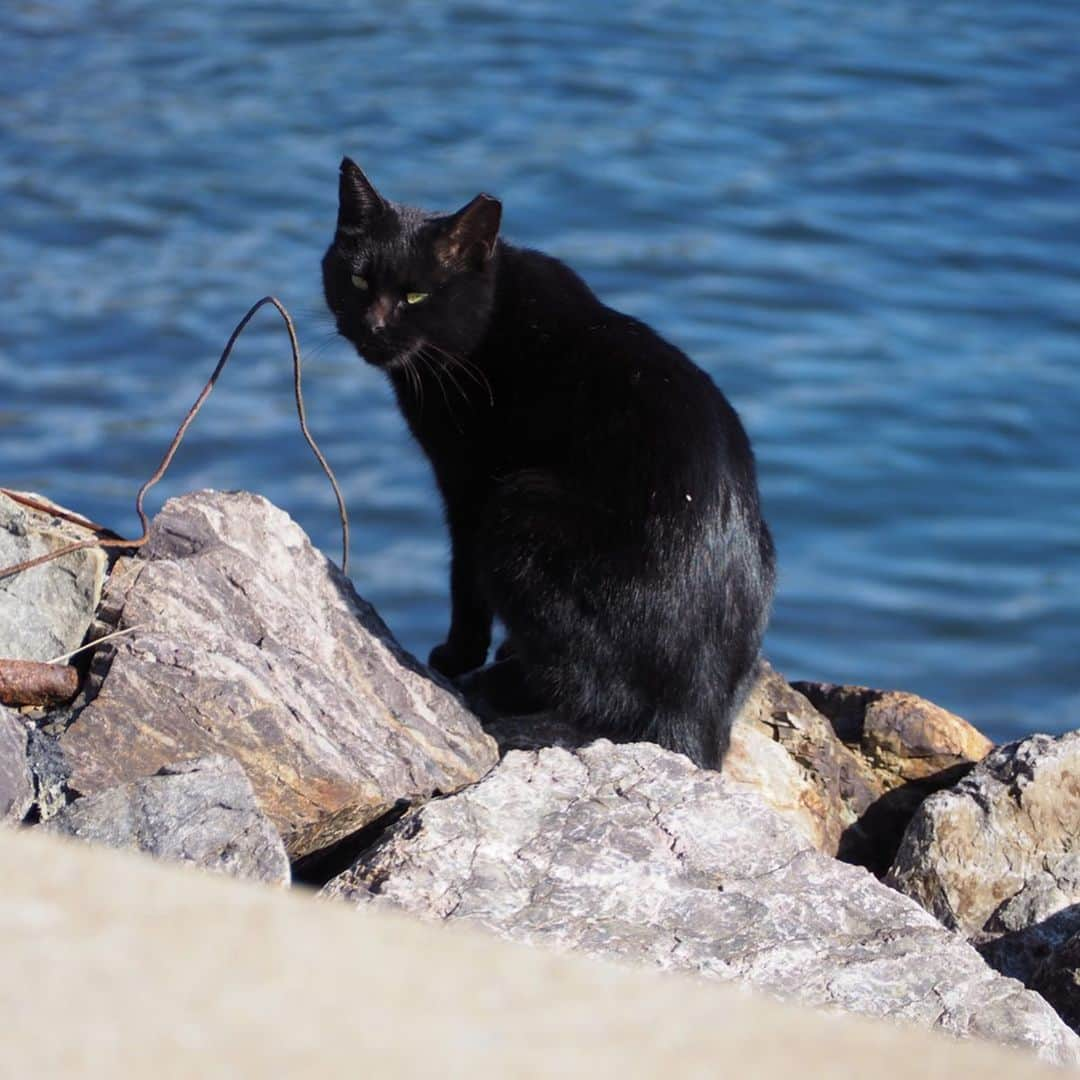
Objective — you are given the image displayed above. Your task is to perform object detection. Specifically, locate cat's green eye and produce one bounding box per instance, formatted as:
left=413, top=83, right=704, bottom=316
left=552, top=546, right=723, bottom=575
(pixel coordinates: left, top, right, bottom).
left=350, top=274, right=368, bottom=291
left=406, top=292, right=429, bottom=305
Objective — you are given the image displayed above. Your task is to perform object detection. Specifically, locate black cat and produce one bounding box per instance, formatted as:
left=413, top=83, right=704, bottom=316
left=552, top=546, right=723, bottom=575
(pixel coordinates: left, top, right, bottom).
left=323, top=157, right=775, bottom=768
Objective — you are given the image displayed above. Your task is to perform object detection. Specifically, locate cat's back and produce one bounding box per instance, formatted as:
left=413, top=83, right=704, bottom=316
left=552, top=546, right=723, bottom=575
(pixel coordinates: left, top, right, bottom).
left=495, top=242, right=740, bottom=433
left=489, top=243, right=759, bottom=527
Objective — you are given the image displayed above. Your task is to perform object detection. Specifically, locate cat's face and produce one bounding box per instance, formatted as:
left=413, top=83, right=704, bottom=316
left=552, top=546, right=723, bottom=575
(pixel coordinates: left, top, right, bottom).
left=322, top=158, right=501, bottom=372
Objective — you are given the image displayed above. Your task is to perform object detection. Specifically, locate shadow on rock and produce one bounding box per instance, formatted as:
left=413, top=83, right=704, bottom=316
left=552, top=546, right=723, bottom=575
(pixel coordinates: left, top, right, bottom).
left=836, top=762, right=975, bottom=876
left=978, top=904, right=1080, bottom=1035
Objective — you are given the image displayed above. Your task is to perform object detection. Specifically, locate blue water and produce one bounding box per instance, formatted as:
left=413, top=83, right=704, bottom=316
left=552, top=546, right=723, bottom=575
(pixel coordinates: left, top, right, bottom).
left=2, top=2, right=1078, bottom=742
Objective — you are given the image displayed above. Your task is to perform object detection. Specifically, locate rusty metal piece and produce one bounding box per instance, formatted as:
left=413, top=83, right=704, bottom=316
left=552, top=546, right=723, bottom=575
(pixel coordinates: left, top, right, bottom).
left=0, top=296, right=350, bottom=582
left=0, top=658, right=80, bottom=708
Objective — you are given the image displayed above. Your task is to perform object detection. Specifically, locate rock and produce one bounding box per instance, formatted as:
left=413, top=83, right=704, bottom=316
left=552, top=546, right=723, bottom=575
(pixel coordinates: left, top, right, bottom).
left=795, top=681, right=993, bottom=784
left=887, top=732, right=1080, bottom=1029
left=0, top=491, right=107, bottom=662
left=477, top=660, right=991, bottom=873
left=25, top=726, right=70, bottom=822
left=730, top=661, right=878, bottom=855
left=0, top=709, right=72, bottom=825
left=478, top=662, right=861, bottom=854
left=887, top=733, right=1080, bottom=937
left=322, top=740, right=1080, bottom=1066
left=791, top=678, right=992, bottom=873
left=980, top=908, right=1080, bottom=1031
left=0, top=707, right=33, bottom=824
left=60, top=491, right=498, bottom=859
left=724, top=718, right=842, bottom=853
left=44, top=755, right=291, bottom=885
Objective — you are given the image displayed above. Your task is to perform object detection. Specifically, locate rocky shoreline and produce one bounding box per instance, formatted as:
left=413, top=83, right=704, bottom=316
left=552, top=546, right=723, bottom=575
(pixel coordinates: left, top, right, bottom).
left=2, top=487, right=1078, bottom=1066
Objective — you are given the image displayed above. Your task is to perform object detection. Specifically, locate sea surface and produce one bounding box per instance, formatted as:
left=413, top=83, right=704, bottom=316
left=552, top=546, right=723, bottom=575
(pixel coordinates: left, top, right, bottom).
left=2, top=1, right=1078, bottom=742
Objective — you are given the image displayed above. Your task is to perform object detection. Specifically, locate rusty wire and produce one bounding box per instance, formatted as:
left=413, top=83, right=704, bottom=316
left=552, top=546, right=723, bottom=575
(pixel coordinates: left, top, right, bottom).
left=0, top=296, right=350, bottom=581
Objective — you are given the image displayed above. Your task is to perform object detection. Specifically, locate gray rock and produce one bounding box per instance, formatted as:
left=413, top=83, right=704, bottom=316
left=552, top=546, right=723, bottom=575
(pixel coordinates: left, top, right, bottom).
left=0, top=710, right=72, bottom=825
left=26, top=726, right=71, bottom=822
left=0, top=707, right=33, bottom=823
left=475, top=660, right=873, bottom=858
left=888, top=732, right=1080, bottom=1031
left=468, top=667, right=853, bottom=856
left=0, top=491, right=106, bottom=662
left=44, top=755, right=291, bottom=884
left=60, top=491, right=497, bottom=859
left=322, top=740, right=1080, bottom=1066
left=887, top=733, right=1080, bottom=939
left=478, top=660, right=984, bottom=872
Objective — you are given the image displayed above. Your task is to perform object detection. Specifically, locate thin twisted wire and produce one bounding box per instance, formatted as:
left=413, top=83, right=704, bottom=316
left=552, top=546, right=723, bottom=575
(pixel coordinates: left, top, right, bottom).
left=0, top=296, right=350, bottom=581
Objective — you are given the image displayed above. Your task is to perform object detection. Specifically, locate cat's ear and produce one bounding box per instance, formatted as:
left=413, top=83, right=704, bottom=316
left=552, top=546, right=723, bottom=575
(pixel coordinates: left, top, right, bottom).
left=437, top=194, right=502, bottom=269
left=338, top=157, right=387, bottom=228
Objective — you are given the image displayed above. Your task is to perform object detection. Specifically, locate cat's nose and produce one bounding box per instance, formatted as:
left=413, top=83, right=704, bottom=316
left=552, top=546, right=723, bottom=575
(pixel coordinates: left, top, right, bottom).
left=367, top=295, right=395, bottom=334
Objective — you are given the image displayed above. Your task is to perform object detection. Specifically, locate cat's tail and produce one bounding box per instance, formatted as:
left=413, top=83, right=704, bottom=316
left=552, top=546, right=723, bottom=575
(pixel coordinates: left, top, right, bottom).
left=651, top=657, right=761, bottom=770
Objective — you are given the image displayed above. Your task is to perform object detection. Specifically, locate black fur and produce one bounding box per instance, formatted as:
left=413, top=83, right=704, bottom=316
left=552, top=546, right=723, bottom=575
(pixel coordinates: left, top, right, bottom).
left=323, top=157, right=775, bottom=768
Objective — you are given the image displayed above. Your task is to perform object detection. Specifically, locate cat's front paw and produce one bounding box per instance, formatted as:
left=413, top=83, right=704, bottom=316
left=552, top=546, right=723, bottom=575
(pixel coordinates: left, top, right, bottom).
left=428, top=641, right=485, bottom=679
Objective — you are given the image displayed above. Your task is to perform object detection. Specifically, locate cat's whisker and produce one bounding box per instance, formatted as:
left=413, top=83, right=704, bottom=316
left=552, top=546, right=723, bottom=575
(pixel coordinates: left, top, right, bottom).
left=300, top=332, right=343, bottom=365
left=453, top=357, right=494, bottom=408
left=417, top=346, right=466, bottom=405
left=412, top=356, right=425, bottom=410
left=419, top=346, right=472, bottom=419
left=446, top=354, right=493, bottom=406
left=397, top=350, right=416, bottom=401
left=421, top=341, right=494, bottom=406
left=438, top=359, right=471, bottom=409
left=416, top=348, right=462, bottom=430
left=402, top=346, right=424, bottom=409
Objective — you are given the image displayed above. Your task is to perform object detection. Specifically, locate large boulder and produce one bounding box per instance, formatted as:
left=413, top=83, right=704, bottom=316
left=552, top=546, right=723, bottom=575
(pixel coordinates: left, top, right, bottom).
left=322, top=740, right=1080, bottom=1066
left=0, top=707, right=33, bottom=824
left=887, top=732, right=1080, bottom=1030
left=723, top=718, right=841, bottom=852
left=720, top=663, right=991, bottom=869
left=59, top=491, right=498, bottom=859
left=44, top=755, right=290, bottom=885
left=0, top=491, right=107, bottom=662
left=475, top=660, right=976, bottom=867
left=478, top=666, right=853, bottom=854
